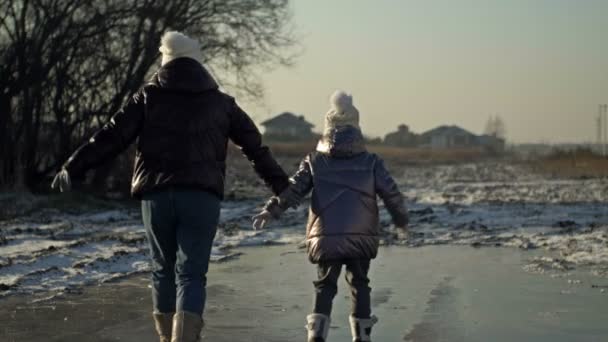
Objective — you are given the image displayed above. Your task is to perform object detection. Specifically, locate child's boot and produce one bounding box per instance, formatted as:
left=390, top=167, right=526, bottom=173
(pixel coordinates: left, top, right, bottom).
left=349, top=315, right=378, bottom=342
left=306, top=313, right=330, bottom=342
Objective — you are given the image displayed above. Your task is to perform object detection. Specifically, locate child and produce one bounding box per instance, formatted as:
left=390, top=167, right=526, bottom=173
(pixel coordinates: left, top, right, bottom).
left=252, top=90, right=409, bottom=342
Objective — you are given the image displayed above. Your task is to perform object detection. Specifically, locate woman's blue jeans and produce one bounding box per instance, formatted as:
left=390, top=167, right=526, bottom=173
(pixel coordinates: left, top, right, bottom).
left=141, top=189, right=220, bottom=315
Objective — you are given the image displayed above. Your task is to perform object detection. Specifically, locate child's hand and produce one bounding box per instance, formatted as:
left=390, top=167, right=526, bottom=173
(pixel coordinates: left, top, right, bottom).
left=252, top=210, right=273, bottom=230
left=394, top=225, right=409, bottom=240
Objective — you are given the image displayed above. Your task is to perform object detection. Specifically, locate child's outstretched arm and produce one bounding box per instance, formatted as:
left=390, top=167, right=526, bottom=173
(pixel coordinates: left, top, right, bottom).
left=374, top=157, right=409, bottom=229
left=252, top=154, right=315, bottom=230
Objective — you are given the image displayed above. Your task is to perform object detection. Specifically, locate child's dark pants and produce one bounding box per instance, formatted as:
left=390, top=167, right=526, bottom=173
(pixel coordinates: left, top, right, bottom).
left=313, top=259, right=371, bottom=318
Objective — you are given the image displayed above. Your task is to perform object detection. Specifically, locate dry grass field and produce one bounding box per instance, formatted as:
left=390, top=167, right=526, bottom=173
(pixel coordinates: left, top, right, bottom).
left=528, top=149, right=608, bottom=179
left=253, top=142, right=608, bottom=179
left=260, top=142, right=489, bottom=165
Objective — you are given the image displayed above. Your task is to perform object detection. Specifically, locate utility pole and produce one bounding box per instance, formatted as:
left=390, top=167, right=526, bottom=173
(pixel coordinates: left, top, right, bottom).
left=598, top=104, right=608, bottom=157
left=599, top=105, right=604, bottom=156
left=604, top=104, right=608, bottom=157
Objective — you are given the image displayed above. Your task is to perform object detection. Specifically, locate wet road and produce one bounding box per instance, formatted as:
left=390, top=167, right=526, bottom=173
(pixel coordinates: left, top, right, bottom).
left=1, top=245, right=607, bottom=341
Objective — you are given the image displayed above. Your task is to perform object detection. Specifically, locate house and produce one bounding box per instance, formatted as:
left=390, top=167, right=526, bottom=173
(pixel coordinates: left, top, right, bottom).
left=260, top=112, right=316, bottom=141
left=384, top=124, right=419, bottom=147
left=420, top=125, right=478, bottom=149
left=477, top=134, right=506, bottom=153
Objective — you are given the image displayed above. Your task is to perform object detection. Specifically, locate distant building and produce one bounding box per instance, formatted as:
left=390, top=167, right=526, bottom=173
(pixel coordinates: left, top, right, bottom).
left=384, top=124, right=419, bottom=147
left=260, top=112, right=315, bottom=141
left=416, top=125, right=506, bottom=153
left=420, top=125, right=478, bottom=149
left=477, top=134, right=506, bottom=153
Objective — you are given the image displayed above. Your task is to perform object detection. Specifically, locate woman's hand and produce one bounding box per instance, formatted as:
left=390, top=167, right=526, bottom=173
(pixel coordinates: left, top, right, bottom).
left=51, top=169, right=72, bottom=192
left=252, top=210, right=273, bottom=230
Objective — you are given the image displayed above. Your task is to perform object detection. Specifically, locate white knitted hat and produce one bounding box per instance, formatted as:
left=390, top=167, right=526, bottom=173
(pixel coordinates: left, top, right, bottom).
left=159, top=31, right=203, bottom=66
left=324, top=90, right=360, bottom=134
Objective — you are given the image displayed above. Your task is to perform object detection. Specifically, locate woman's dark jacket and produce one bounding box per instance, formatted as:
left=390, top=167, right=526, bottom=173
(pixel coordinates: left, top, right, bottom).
left=63, top=58, right=289, bottom=198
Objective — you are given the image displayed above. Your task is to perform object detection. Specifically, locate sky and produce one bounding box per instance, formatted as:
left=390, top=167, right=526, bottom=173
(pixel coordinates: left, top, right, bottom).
left=244, top=0, right=608, bottom=144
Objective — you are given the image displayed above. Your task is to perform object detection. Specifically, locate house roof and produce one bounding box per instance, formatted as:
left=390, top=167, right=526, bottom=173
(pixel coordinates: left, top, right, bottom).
left=421, top=125, right=476, bottom=138
left=260, top=112, right=315, bottom=128
left=478, top=134, right=506, bottom=143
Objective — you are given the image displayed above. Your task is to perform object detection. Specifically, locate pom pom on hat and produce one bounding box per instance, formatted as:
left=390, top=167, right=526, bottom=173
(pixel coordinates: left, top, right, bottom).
left=330, top=90, right=354, bottom=112
left=324, top=90, right=360, bottom=133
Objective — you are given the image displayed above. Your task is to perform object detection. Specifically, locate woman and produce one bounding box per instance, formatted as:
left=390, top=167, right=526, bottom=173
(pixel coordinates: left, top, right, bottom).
left=52, top=31, right=289, bottom=342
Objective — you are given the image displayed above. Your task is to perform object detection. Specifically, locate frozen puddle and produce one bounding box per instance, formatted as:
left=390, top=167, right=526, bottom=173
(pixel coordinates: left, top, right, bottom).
left=0, top=162, right=607, bottom=297
left=1, top=245, right=606, bottom=341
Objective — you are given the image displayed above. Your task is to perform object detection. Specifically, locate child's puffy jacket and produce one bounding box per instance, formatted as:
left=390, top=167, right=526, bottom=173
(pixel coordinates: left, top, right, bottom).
left=265, top=126, right=408, bottom=263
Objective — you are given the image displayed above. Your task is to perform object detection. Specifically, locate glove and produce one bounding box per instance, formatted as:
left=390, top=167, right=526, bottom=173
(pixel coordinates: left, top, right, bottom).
left=394, top=225, right=409, bottom=240
left=51, top=169, right=72, bottom=192
left=252, top=210, right=273, bottom=230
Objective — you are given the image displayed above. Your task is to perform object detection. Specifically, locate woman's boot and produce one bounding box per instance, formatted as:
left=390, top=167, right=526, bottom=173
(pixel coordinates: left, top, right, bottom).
left=153, top=312, right=174, bottom=342
left=171, top=311, right=204, bottom=342
left=306, top=313, right=330, bottom=342
left=349, top=315, right=378, bottom=342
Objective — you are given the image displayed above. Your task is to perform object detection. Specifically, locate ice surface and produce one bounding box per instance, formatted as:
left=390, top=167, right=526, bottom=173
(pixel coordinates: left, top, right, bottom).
left=0, top=162, right=606, bottom=297
left=2, top=245, right=607, bottom=341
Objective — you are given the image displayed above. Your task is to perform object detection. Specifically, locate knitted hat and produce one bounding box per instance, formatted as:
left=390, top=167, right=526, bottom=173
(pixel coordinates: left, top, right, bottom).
left=324, top=90, right=360, bottom=134
left=159, top=31, right=203, bottom=66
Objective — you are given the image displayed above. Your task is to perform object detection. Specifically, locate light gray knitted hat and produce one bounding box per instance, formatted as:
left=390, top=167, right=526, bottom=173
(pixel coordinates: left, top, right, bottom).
left=159, top=31, right=203, bottom=66
left=324, top=90, right=360, bottom=134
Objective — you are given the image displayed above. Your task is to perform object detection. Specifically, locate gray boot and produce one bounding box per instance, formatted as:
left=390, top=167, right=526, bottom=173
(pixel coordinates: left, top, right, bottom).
left=171, top=311, right=204, bottom=342
left=349, top=315, right=378, bottom=342
left=306, top=313, right=330, bottom=342
left=153, top=312, right=174, bottom=342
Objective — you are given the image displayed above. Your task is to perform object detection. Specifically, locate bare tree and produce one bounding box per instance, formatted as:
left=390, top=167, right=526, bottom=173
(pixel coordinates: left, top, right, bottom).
left=0, top=0, right=296, bottom=190
left=484, top=115, right=507, bottom=140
